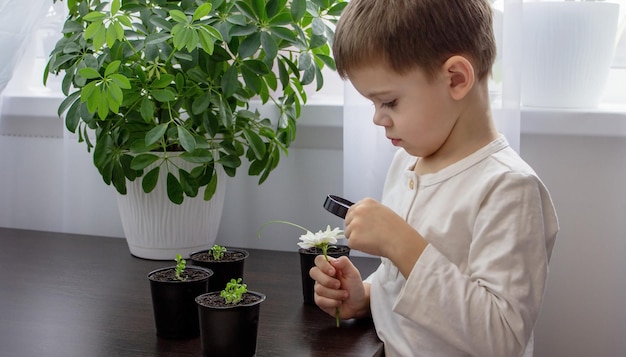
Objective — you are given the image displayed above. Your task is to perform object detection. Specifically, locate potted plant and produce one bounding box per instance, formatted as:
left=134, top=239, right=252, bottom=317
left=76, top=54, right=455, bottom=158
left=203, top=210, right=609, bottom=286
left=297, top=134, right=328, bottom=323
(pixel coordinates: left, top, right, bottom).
left=521, top=0, right=622, bottom=108
left=258, top=220, right=348, bottom=326
left=147, top=254, right=213, bottom=339
left=195, top=278, right=266, bottom=357
left=46, top=0, right=347, bottom=259
left=190, top=243, right=249, bottom=292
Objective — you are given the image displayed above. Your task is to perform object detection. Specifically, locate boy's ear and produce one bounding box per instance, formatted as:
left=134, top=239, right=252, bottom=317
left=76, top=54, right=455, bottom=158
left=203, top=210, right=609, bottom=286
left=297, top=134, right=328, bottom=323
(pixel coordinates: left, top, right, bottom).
left=442, top=55, right=475, bottom=101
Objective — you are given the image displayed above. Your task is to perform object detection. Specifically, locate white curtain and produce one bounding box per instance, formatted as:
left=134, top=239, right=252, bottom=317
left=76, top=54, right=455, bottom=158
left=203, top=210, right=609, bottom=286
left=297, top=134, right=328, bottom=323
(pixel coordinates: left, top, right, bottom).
left=0, top=0, right=51, bottom=95
left=343, top=0, right=522, bottom=201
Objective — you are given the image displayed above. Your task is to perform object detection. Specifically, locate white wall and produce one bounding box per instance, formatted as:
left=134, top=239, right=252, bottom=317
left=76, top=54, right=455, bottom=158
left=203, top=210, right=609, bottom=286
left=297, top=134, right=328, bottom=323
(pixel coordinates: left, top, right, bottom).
left=1, top=99, right=625, bottom=356
left=522, top=134, right=626, bottom=357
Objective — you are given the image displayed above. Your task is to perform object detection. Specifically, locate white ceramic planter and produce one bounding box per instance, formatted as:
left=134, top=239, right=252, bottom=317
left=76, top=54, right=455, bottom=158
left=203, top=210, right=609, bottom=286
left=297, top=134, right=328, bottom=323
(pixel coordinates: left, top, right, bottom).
left=117, top=157, right=227, bottom=260
left=521, top=2, right=619, bottom=108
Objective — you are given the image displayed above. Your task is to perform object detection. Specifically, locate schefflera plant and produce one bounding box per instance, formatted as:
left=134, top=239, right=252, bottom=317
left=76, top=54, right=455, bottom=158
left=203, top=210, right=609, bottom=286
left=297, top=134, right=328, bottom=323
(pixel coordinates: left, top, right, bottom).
left=46, top=0, right=347, bottom=204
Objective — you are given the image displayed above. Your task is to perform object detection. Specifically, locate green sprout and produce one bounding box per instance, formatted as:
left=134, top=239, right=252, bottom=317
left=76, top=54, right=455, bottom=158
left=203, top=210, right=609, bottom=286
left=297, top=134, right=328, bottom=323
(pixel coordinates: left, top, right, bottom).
left=174, top=254, right=187, bottom=281
left=210, top=244, right=227, bottom=260
left=220, top=278, right=248, bottom=305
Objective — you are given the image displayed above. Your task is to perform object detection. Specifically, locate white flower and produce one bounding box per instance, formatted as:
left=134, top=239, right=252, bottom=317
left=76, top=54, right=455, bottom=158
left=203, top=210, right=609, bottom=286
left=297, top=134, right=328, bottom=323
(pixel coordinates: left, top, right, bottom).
left=297, top=225, right=345, bottom=249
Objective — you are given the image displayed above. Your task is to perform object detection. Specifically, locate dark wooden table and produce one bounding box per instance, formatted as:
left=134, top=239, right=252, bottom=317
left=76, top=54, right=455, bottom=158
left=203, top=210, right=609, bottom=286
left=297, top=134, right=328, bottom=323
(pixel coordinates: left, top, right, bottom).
left=0, top=228, right=383, bottom=357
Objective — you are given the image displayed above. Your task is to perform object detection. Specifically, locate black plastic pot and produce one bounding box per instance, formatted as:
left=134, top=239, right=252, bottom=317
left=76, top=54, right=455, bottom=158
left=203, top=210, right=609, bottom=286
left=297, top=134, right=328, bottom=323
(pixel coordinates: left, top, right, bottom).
left=147, top=266, right=212, bottom=339
left=190, top=248, right=249, bottom=292
left=299, top=245, right=351, bottom=305
left=195, top=291, right=266, bottom=357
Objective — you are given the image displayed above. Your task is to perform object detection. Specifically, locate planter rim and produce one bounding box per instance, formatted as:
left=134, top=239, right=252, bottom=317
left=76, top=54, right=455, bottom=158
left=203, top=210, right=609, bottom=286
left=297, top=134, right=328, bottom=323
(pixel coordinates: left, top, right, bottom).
left=298, top=244, right=350, bottom=255
left=189, top=247, right=250, bottom=262
left=147, top=265, right=213, bottom=283
left=195, top=291, right=266, bottom=309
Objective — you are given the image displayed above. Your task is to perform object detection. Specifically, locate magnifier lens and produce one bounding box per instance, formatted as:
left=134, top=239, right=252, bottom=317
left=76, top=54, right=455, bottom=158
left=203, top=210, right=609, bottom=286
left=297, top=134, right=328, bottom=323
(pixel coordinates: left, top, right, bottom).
left=323, top=195, right=354, bottom=219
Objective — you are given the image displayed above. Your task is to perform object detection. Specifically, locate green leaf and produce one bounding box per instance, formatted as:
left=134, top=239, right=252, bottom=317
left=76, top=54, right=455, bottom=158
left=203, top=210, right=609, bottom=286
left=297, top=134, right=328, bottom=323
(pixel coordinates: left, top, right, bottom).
left=309, top=34, right=327, bottom=49
left=169, top=10, right=189, bottom=24
left=248, top=155, right=266, bottom=176
left=230, top=24, right=258, bottom=37
left=150, top=16, right=173, bottom=31
left=109, top=74, right=131, bottom=89
left=260, top=31, right=278, bottom=61
left=78, top=67, right=101, bottom=80
left=203, top=171, right=218, bottom=201
left=243, top=60, right=270, bottom=75
left=242, top=128, right=266, bottom=160
left=97, top=92, right=110, bottom=120
left=140, top=98, right=155, bottom=122
left=105, top=60, right=121, bottom=77
left=238, top=31, right=261, bottom=59
left=167, top=172, right=184, bottom=204
left=105, top=23, right=118, bottom=47
left=83, top=12, right=107, bottom=22
left=180, top=149, right=214, bottom=163
left=130, top=153, right=160, bottom=170
left=314, top=53, right=336, bottom=70
left=192, top=92, right=211, bottom=115
left=251, top=0, right=267, bottom=20
left=110, top=0, right=121, bottom=16
left=197, top=28, right=215, bottom=54
left=179, top=169, right=199, bottom=197
left=145, top=32, right=171, bottom=45
left=242, top=66, right=262, bottom=94
left=150, top=74, right=174, bottom=89
left=291, top=0, right=306, bottom=21
left=65, top=99, right=82, bottom=133
left=219, top=154, right=241, bottom=168
left=142, top=167, right=160, bottom=193
left=218, top=95, right=233, bottom=127
left=328, top=2, right=348, bottom=16
left=58, top=90, right=81, bottom=117
left=177, top=126, right=196, bottom=153
left=311, top=17, right=326, bottom=36
left=221, top=65, right=239, bottom=98
left=185, top=28, right=199, bottom=52
left=111, top=161, right=127, bottom=194
left=151, top=89, right=176, bottom=102
left=270, top=26, right=297, bottom=43
left=234, top=1, right=256, bottom=20
left=145, top=123, right=168, bottom=146
left=193, top=3, right=213, bottom=21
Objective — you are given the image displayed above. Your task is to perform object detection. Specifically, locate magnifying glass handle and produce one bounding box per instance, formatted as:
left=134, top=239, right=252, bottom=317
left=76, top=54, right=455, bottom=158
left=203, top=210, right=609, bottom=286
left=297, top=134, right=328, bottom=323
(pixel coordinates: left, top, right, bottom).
left=323, top=195, right=354, bottom=219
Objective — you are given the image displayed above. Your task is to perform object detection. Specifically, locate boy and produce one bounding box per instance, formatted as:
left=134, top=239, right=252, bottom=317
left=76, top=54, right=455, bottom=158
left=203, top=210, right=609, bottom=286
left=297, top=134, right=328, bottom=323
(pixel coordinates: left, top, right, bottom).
left=309, top=1, right=559, bottom=356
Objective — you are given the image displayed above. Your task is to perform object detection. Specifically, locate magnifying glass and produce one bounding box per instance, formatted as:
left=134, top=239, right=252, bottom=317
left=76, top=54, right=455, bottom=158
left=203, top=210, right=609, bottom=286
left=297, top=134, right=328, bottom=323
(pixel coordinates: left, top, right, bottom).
left=323, top=195, right=354, bottom=219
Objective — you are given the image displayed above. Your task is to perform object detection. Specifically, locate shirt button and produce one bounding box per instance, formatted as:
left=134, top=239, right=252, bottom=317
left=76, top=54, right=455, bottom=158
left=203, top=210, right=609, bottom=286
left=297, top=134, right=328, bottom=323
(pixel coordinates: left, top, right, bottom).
left=409, top=178, right=415, bottom=190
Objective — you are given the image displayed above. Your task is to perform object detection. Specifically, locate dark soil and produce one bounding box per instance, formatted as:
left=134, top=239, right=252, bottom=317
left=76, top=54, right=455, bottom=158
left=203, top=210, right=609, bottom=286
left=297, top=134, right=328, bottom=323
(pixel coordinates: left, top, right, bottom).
left=190, top=250, right=247, bottom=263
left=149, top=267, right=211, bottom=282
left=196, top=292, right=262, bottom=308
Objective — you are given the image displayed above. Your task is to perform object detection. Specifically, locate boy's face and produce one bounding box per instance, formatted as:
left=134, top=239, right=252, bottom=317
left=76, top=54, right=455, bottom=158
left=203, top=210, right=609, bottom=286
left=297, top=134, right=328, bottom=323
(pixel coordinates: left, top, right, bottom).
left=348, top=63, right=460, bottom=159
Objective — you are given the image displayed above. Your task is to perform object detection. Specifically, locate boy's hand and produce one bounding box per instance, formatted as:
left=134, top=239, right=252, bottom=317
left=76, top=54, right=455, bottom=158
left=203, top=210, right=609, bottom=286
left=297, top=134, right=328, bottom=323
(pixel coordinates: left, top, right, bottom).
left=309, top=255, right=370, bottom=320
left=345, top=198, right=428, bottom=278
left=344, top=198, right=408, bottom=257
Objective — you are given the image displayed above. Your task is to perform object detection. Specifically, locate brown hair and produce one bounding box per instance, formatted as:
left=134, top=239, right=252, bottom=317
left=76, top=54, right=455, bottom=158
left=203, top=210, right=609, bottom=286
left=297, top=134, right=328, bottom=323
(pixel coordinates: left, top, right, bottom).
left=333, top=0, right=496, bottom=81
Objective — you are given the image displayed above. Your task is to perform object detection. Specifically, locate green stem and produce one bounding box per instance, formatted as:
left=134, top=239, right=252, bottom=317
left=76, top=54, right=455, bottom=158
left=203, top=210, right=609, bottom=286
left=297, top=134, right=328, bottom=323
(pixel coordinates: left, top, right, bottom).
left=322, top=244, right=340, bottom=328
left=257, top=220, right=310, bottom=238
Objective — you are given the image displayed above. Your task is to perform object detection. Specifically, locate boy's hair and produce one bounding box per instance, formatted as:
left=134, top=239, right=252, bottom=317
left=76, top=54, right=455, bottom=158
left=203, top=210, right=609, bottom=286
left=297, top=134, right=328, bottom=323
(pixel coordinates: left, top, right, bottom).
left=333, top=0, right=496, bottom=81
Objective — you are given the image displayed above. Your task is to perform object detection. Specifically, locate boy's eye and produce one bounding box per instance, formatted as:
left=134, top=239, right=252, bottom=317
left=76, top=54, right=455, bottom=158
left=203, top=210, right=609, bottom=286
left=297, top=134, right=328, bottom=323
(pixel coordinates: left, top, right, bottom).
left=381, top=100, right=397, bottom=108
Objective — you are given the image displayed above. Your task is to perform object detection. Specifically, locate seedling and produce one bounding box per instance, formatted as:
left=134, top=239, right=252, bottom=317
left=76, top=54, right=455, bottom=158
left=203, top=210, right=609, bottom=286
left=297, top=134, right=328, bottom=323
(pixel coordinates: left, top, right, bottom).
left=210, top=244, right=227, bottom=260
left=174, top=254, right=187, bottom=281
left=220, top=278, right=247, bottom=305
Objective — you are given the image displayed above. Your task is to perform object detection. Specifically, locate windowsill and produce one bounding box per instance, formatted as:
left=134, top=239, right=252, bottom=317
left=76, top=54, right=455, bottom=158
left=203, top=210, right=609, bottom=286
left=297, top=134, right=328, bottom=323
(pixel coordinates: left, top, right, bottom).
left=521, top=104, right=626, bottom=138
left=2, top=91, right=626, bottom=143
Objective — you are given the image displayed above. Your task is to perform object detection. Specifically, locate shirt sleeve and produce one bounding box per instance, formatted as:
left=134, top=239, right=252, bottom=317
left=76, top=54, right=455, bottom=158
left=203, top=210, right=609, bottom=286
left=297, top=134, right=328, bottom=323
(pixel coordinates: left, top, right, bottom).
left=393, top=172, right=557, bottom=357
